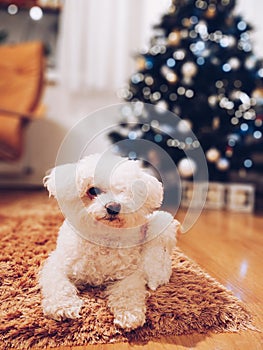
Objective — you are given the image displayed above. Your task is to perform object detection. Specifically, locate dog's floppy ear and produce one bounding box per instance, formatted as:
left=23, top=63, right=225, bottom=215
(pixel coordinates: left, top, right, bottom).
left=43, top=168, right=55, bottom=197
left=43, top=163, right=78, bottom=200
left=144, top=173, right=163, bottom=210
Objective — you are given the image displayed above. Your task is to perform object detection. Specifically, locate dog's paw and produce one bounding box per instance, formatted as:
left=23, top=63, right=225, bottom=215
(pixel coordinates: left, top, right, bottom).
left=43, top=297, right=83, bottom=321
left=147, top=276, right=170, bottom=291
left=114, top=309, right=146, bottom=330
left=147, top=269, right=172, bottom=291
left=147, top=281, right=159, bottom=291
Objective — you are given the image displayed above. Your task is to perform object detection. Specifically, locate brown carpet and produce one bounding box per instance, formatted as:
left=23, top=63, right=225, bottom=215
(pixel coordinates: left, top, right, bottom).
left=0, top=191, right=255, bottom=349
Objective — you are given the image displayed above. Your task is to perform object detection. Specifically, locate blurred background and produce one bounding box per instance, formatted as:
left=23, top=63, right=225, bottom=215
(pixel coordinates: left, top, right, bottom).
left=0, top=0, right=262, bottom=213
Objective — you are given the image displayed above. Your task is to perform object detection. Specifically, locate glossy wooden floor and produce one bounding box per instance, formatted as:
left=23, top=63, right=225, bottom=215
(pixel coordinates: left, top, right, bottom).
left=49, top=209, right=263, bottom=350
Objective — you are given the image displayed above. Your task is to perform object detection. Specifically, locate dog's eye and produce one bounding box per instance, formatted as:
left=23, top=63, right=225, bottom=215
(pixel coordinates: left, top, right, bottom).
left=87, top=187, right=102, bottom=199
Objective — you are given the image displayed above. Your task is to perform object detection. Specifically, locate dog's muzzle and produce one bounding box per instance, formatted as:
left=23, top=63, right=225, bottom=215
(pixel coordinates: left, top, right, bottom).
left=105, top=202, right=121, bottom=216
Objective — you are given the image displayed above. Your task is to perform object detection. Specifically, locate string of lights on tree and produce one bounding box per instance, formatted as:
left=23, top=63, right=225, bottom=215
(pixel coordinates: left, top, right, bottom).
left=109, top=0, right=263, bottom=182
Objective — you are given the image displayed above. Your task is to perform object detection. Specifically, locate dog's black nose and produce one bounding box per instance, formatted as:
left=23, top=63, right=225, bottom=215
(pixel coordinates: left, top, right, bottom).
left=105, top=202, right=121, bottom=216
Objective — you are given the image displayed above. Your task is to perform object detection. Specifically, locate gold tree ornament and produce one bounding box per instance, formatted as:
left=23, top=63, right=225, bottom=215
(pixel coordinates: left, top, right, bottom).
left=212, top=116, right=220, bottom=130
left=206, top=148, right=221, bottom=163
left=182, top=17, right=192, bottom=27
left=168, top=30, right=181, bottom=46
left=168, top=4, right=176, bottom=14
left=216, top=157, right=230, bottom=171
left=205, top=4, right=217, bottom=19
left=252, top=87, right=263, bottom=99
left=181, top=62, right=198, bottom=78
left=136, top=56, right=146, bottom=71
left=167, top=72, right=178, bottom=83
left=161, top=66, right=178, bottom=83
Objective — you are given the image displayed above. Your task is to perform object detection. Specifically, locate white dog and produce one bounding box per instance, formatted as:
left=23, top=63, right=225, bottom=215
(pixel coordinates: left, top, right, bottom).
left=39, top=153, right=179, bottom=330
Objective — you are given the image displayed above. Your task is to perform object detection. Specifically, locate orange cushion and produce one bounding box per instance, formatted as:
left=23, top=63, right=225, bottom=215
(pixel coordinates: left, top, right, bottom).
left=0, top=41, right=44, bottom=160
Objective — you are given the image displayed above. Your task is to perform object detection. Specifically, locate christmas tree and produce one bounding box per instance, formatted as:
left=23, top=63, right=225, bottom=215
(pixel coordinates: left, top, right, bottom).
left=109, top=0, right=263, bottom=199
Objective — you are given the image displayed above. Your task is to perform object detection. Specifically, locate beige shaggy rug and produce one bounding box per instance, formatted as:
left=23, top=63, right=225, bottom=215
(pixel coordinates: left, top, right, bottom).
left=0, top=191, right=255, bottom=349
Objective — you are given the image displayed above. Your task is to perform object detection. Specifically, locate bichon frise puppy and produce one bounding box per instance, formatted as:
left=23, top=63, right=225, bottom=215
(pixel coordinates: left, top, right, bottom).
left=39, top=153, right=179, bottom=330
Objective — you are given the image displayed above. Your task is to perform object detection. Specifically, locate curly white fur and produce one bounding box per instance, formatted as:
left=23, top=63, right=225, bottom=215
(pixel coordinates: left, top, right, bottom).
left=39, top=153, right=179, bottom=330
